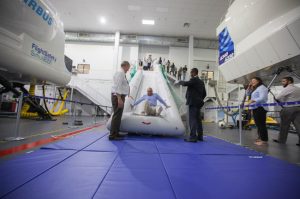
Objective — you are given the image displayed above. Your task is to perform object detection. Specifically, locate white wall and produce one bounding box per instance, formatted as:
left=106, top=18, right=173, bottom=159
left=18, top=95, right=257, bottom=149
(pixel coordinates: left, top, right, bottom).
left=65, top=42, right=217, bottom=80
left=194, top=48, right=217, bottom=62
left=65, top=42, right=115, bottom=80
left=169, top=47, right=217, bottom=68
left=193, top=49, right=218, bottom=80
left=169, top=47, right=188, bottom=67
left=119, top=44, right=139, bottom=67
left=138, top=45, right=169, bottom=62
left=65, top=42, right=139, bottom=80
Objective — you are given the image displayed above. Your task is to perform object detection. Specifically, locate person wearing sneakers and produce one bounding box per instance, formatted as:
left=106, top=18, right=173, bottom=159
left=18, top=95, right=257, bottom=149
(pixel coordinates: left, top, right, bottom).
left=247, top=77, right=269, bottom=146
left=273, top=77, right=300, bottom=146
left=132, top=87, right=170, bottom=116
left=109, top=61, right=130, bottom=140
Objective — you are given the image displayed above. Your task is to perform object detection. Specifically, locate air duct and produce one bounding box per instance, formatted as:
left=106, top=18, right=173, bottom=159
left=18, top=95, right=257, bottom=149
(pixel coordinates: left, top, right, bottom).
left=65, top=32, right=218, bottom=49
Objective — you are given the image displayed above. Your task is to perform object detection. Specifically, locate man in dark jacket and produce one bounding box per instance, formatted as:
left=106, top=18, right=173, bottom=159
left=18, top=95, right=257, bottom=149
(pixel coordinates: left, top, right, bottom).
left=176, top=68, right=206, bottom=142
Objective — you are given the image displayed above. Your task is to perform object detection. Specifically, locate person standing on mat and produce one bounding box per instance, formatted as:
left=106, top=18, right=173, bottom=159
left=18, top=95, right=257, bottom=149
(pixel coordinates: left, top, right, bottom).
left=109, top=61, right=130, bottom=140
left=175, top=68, right=206, bottom=142
left=131, top=87, right=170, bottom=116
left=247, top=77, right=269, bottom=146
left=273, top=77, right=300, bottom=146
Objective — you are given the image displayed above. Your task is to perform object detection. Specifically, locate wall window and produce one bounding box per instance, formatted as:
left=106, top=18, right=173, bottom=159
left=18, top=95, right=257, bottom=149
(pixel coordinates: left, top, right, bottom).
left=77, top=64, right=90, bottom=74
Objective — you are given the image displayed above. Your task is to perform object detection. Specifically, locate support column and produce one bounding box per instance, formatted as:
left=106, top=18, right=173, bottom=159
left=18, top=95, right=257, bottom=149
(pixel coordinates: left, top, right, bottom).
left=186, top=35, right=194, bottom=135
left=188, top=35, right=194, bottom=71
left=113, top=31, right=120, bottom=73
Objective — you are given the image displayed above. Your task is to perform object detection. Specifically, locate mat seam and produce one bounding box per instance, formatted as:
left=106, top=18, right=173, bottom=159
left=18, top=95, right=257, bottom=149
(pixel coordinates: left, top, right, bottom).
left=91, top=141, right=127, bottom=199
left=154, top=139, right=178, bottom=199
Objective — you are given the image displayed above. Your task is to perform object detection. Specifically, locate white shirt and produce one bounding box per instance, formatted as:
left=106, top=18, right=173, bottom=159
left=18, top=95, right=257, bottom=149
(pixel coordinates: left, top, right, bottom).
left=111, top=69, right=130, bottom=95
left=276, top=84, right=300, bottom=106
left=146, top=57, right=152, bottom=64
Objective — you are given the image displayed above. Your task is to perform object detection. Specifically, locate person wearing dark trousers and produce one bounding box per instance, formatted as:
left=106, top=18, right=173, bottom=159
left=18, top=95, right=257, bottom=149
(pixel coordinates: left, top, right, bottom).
left=252, top=106, right=268, bottom=141
left=170, top=63, right=175, bottom=76
left=247, top=77, right=269, bottom=145
left=176, top=68, right=206, bottom=142
left=109, top=61, right=130, bottom=140
left=177, top=67, right=183, bottom=80
left=166, top=60, right=170, bottom=73
left=182, top=65, right=188, bottom=81
left=273, top=77, right=300, bottom=145
left=145, top=54, right=152, bottom=71
left=158, top=57, right=162, bottom=65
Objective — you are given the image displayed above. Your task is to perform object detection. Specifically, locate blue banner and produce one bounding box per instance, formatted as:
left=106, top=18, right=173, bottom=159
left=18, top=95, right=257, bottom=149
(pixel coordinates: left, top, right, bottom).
left=218, top=27, right=234, bottom=65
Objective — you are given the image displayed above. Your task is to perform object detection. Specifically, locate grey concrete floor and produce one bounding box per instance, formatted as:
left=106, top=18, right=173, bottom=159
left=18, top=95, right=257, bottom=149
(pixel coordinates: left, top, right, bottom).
left=0, top=115, right=108, bottom=152
left=203, top=122, right=300, bottom=166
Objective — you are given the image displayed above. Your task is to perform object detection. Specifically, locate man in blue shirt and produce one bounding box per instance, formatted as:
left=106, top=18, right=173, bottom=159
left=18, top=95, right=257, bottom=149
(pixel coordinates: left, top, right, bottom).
left=132, top=87, right=170, bottom=116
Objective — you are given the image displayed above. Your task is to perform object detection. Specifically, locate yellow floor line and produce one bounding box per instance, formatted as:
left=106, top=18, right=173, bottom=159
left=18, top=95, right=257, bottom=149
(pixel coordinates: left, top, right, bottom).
left=25, top=128, right=69, bottom=139
left=1, top=122, right=104, bottom=143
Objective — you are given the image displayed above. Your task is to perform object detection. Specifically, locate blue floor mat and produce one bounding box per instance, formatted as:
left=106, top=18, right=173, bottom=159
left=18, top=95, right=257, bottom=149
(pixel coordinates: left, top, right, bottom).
left=113, top=153, right=164, bottom=169
left=84, top=135, right=125, bottom=152
left=0, top=150, right=75, bottom=198
left=93, top=168, right=176, bottom=199
left=160, top=154, right=300, bottom=199
left=155, top=136, right=261, bottom=155
left=41, top=130, right=108, bottom=150
left=85, top=136, right=159, bottom=153
left=3, top=151, right=117, bottom=199
left=121, top=140, right=159, bottom=154
left=1, top=134, right=300, bottom=199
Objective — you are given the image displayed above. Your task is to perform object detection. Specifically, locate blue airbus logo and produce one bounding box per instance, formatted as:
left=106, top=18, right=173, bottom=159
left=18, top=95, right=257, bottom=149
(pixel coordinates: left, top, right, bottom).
left=23, top=0, right=53, bottom=26
left=218, top=27, right=234, bottom=65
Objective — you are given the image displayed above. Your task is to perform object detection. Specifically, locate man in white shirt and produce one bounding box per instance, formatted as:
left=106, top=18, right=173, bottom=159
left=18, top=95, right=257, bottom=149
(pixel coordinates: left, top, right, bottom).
left=273, top=77, right=300, bottom=146
left=109, top=61, right=130, bottom=140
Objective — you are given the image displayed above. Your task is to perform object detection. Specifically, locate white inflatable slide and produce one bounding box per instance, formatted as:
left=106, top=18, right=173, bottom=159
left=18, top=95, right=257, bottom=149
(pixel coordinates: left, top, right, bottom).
left=107, top=65, right=185, bottom=136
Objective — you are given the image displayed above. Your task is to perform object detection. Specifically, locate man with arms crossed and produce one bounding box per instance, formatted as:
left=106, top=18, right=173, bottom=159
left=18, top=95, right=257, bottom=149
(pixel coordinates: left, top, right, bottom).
left=273, top=77, right=300, bottom=146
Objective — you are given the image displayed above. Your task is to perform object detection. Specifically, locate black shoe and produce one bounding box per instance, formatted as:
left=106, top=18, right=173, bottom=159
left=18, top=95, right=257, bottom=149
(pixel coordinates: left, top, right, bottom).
left=197, top=136, right=204, bottom=141
left=115, top=133, right=126, bottom=138
left=273, top=139, right=284, bottom=144
left=108, top=135, right=124, bottom=141
left=184, top=138, right=198, bottom=143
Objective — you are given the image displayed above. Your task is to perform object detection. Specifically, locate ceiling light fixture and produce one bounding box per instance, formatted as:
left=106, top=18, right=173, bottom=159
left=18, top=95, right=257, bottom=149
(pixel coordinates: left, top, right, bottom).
left=225, top=16, right=231, bottom=22
left=142, top=19, right=155, bottom=25
left=99, top=17, right=106, bottom=24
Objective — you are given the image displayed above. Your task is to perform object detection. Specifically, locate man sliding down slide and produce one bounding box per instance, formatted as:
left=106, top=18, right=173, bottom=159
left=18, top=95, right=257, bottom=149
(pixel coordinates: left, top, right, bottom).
left=131, top=87, right=170, bottom=116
